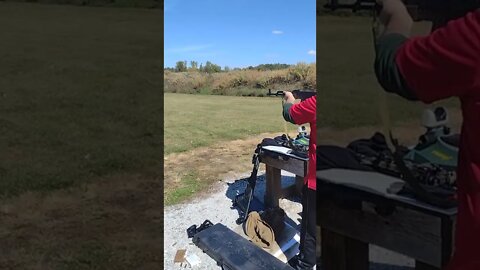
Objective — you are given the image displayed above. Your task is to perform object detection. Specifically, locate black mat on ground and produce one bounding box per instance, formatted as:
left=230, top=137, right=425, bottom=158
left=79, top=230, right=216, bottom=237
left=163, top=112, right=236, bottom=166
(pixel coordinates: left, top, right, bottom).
left=193, top=223, right=295, bottom=270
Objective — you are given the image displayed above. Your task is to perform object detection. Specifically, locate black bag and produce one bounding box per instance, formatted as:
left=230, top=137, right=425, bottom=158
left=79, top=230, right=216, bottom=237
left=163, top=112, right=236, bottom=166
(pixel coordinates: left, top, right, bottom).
left=317, top=145, right=372, bottom=171
left=347, top=132, right=409, bottom=158
left=193, top=223, right=295, bottom=270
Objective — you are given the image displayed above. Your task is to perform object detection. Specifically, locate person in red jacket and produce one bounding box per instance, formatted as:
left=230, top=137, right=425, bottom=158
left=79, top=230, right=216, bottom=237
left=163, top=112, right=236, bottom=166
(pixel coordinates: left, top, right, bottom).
left=374, top=1, right=480, bottom=269
left=282, top=92, right=316, bottom=270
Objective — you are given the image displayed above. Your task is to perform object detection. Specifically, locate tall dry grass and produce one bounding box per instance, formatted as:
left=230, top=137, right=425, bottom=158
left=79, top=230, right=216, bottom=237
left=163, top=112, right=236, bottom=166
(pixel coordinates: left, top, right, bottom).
left=164, top=63, right=316, bottom=96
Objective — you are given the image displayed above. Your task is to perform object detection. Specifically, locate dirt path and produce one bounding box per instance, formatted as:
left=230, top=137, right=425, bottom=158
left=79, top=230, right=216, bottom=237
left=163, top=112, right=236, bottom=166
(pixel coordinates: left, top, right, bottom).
left=164, top=132, right=281, bottom=182
left=163, top=132, right=283, bottom=204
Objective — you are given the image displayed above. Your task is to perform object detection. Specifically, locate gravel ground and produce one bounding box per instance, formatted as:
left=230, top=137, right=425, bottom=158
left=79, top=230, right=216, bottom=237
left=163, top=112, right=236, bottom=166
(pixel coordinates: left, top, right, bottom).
left=164, top=170, right=415, bottom=270
left=164, top=171, right=301, bottom=269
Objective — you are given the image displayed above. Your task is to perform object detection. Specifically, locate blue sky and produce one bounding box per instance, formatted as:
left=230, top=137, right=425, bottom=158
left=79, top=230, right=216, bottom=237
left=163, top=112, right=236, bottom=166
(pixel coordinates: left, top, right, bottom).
left=164, top=0, right=316, bottom=68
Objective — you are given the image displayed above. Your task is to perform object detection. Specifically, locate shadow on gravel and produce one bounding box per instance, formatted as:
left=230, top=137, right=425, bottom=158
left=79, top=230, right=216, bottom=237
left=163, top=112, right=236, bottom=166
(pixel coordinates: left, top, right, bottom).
left=225, top=173, right=300, bottom=202
left=225, top=173, right=300, bottom=227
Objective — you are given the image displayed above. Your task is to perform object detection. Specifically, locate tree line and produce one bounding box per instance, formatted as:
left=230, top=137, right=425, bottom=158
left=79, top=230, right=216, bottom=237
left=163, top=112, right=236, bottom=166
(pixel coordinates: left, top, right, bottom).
left=165, top=61, right=293, bottom=73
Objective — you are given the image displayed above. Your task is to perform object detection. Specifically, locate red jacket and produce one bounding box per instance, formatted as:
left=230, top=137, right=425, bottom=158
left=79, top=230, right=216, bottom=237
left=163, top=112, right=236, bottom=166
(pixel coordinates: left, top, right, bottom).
left=396, top=10, right=480, bottom=270
left=289, top=96, right=316, bottom=190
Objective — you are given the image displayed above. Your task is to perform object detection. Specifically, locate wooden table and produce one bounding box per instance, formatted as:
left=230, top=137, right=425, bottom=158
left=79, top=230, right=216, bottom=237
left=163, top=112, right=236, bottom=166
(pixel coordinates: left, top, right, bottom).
left=317, top=169, right=457, bottom=270
left=259, top=146, right=308, bottom=208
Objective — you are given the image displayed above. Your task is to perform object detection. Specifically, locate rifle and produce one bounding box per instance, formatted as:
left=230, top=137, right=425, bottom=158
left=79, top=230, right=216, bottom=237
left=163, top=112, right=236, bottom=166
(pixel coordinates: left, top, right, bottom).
left=322, top=0, right=479, bottom=24
left=266, top=89, right=316, bottom=101
left=403, top=0, right=479, bottom=23
left=323, top=0, right=376, bottom=13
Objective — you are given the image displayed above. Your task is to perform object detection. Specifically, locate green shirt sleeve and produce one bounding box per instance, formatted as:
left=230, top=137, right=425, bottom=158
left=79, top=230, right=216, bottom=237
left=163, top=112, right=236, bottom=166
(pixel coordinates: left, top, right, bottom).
left=282, top=102, right=295, bottom=124
left=375, top=33, right=418, bottom=101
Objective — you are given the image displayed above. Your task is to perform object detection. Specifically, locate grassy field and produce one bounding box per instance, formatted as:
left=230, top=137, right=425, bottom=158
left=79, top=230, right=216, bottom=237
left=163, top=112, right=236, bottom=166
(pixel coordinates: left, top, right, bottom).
left=0, top=4, right=162, bottom=269
left=317, top=15, right=458, bottom=128
left=0, top=3, right=162, bottom=198
left=164, top=93, right=298, bottom=155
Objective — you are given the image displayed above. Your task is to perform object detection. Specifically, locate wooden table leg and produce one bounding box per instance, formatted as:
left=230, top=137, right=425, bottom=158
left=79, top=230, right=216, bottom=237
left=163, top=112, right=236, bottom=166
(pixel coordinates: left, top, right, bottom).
left=440, top=217, right=454, bottom=268
left=317, top=226, right=322, bottom=265
left=265, top=164, right=281, bottom=208
left=295, top=175, right=304, bottom=197
left=414, top=217, right=454, bottom=270
left=321, top=228, right=369, bottom=270
left=416, top=261, right=440, bottom=270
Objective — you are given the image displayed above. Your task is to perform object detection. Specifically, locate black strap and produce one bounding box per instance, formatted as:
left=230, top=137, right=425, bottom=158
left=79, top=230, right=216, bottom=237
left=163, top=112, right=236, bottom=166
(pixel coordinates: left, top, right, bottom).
left=236, top=145, right=263, bottom=224
left=186, top=220, right=214, bottom=238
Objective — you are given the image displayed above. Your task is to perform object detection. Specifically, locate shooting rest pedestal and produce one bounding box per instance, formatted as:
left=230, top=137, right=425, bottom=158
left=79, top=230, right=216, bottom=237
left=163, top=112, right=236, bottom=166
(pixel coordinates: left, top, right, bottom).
left=316, top=169, right=457, bottom=270
left=260, top=146, right=308, bottom=208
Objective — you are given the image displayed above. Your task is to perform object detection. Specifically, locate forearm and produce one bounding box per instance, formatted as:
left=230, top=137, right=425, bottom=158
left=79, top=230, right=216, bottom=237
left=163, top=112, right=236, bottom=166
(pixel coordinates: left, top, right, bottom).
left=282, top=102, right=295, bottom=124
left=374, top=34, right=418, bottom=100
left=282, top=91, right=297, bottom=124
left=374, top=0, right=417, bottom=100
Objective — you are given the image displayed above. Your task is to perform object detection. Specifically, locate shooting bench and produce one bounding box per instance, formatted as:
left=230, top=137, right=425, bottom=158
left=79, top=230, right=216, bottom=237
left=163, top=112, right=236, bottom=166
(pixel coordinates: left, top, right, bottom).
left=317, top=169, right=457, bottom=270
left=260, top=146, right=308, bottom=208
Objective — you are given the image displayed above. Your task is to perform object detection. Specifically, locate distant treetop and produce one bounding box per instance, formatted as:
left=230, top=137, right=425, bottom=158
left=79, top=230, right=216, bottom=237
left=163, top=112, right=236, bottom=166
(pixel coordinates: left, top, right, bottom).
left=165, top=61, right=292, bottom=72
left=253, top=63, right=291, bottom=71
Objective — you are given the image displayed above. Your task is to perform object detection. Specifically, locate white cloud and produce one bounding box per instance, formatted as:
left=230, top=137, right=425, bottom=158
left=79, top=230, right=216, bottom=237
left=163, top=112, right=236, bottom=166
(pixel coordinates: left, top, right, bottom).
left=272, top=30, right=283, bottom=35
left=307, top=50, right=316, bottom=56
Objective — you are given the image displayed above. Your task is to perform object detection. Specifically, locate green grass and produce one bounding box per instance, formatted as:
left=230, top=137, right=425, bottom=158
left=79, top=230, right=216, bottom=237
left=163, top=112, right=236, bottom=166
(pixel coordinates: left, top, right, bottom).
left=0, top=3, right=162, bottom=198
left=317, top=15, right=458, bottom=128
left=164, top=93, right=298, bottom=155
left=164, top=171, right=205, bottom=205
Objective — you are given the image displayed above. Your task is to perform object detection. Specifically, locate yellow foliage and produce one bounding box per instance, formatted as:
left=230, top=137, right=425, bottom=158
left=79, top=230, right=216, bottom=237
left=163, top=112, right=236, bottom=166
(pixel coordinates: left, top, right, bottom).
left=164, top=62, right=317, bottom=95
